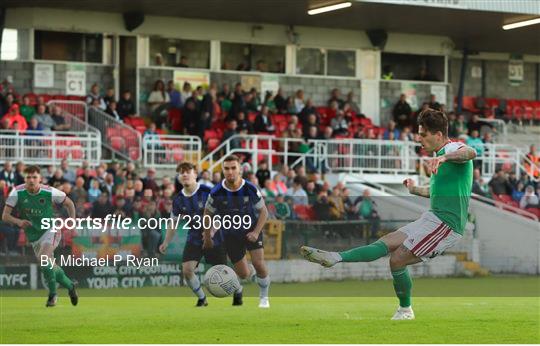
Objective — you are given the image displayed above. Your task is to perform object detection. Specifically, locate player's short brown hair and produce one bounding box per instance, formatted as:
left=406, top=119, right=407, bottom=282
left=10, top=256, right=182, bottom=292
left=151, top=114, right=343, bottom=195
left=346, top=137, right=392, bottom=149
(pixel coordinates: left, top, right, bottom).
left=176, top=162, right=197, bottom=173
left=24, top=165, right=41, bottom=175
left=223, top=155, right=240, bottom=163
left=417, top=108, right=448, bottom=137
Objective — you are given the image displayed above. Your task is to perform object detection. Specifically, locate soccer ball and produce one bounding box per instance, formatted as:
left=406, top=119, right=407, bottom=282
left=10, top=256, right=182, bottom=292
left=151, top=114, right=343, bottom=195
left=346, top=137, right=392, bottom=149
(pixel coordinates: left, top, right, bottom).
left=203, top=264, right=241, bottom=298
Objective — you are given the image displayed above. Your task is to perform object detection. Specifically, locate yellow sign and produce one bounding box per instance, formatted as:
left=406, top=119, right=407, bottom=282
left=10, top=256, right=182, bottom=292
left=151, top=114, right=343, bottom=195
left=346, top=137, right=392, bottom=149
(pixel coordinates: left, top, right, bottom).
left=241, top=75, right=262, bottom=92
left=173, top=70, right=210, bottom=90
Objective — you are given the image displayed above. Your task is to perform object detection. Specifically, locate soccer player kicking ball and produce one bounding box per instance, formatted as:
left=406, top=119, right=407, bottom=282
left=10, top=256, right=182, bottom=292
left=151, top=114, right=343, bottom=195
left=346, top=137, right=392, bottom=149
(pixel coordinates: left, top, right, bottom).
left=2, top=165, right=78, bottom=307
left=301, top=109, right=475, bottom=320
left=160, top=162, right=227, bottom=307
left=203, top=155, right=271, bottom=308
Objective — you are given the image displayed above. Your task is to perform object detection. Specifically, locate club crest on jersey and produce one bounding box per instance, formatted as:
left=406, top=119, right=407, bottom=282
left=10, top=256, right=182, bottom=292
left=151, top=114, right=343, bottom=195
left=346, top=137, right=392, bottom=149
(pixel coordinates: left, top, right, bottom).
left=243, top=196, right=249, bottom=203
left=198, top=201, right=204, bottom=209
left=39, top=198, right=45, bottom=205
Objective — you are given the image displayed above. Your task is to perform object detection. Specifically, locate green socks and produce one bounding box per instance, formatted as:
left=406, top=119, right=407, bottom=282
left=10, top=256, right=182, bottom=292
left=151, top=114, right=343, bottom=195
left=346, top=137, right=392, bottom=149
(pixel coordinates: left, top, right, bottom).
left=336, top=240, right=412, bottom=308
left=54, top=266, right=74, bottom=290
left=392, top=268, right=412, bottom=308
left=338, top=240, right=389, bottom=262
left=41, top=266, right=57, bottom=295
left=42, top=266, right=74, bottom=294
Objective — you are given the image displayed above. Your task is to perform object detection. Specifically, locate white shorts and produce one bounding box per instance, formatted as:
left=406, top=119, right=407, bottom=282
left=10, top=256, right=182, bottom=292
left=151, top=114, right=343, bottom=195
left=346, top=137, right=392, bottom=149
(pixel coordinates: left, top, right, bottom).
left=400, top=211, right=462, bottom=262
left=31, top=230, right=61, bottom=257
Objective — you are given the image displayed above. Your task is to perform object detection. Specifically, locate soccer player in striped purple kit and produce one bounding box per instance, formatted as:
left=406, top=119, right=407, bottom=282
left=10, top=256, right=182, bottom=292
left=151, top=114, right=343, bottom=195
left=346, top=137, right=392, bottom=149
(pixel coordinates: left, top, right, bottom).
left=203, top=155, right=271, bottom=308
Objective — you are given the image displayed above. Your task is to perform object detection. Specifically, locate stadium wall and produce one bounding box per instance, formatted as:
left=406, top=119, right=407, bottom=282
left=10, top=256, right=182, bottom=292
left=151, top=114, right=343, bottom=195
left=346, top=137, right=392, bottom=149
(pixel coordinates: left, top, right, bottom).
left=449, top=54, right=540, bottom=100
left=379, top=80, right=451, bottom=125
left=1, top=256, right=458, bottom=289
left=7, top=7, right=540, bottom=119
left=0, top=60, right=114, bottom=95
left=468, top=199, right=540, bottom=274
left=268, top=256, right=458, bottom=283
left=137, top=68, right=362, bottom=117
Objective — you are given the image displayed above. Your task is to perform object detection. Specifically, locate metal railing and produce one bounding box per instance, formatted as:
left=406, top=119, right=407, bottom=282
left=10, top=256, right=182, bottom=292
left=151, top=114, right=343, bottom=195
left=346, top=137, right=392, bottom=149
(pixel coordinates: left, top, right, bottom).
left=309, top=139, right=420, bottom=175
left=0, top=130, right=101, bottom=166
left=143, top=134, right=202, bottom=169
left=480, top=117, right=507, bottom=142
left=200, top=135, right=307, bottom=173
left=88, top=107, right=142, bottom=161
left=199, top=134, right=538, bottom=182
left=47, top=100, right=88, bottom=123
left=46, top=101, right=98, bottom=134
left=481, top=144, right=538, bottom=182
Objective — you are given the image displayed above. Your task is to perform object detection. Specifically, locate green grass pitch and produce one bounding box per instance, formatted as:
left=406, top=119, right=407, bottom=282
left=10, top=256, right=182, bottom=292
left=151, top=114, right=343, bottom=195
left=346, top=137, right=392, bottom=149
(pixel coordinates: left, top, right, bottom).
left=1, top=277, right=539, bottom=344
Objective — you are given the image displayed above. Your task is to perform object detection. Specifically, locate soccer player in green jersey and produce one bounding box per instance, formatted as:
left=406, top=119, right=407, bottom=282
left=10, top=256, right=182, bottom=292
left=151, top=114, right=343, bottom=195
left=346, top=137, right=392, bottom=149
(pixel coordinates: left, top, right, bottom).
left=2, top=165, right=79, bottom=307
left=301, top=109, right=476, bottom=320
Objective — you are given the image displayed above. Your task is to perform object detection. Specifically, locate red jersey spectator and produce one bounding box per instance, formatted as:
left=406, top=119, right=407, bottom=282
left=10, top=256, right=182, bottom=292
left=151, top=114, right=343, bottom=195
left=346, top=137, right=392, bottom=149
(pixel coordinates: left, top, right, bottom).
left=1, top=104, right=28, bottom=131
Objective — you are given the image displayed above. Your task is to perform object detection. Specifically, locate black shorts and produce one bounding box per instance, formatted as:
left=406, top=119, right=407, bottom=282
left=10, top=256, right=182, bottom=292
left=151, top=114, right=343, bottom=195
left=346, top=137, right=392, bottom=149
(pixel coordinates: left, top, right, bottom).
left=182, top=241, right=227, bottom=265
left=224, top=232, right=264, bottom=264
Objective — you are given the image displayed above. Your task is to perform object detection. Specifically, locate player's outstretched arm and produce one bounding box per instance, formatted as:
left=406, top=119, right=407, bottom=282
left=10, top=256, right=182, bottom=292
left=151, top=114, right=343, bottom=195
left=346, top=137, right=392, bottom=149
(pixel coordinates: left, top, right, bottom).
left=443, top=145, right=477, bottom=163
left=1, top=205, right=32, bottom=228
left=159, top=225, right=176, bottom=254
left=403, top=178, right=430, bottom=198
left=62, top=197, right=76, bottom=219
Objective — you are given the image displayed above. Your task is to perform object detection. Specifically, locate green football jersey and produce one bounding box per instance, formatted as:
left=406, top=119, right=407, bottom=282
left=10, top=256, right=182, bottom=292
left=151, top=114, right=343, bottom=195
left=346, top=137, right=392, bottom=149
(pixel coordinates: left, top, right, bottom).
left=6, top=184, right=66, bottom=242
left=430, top=142, right=473, bottom=235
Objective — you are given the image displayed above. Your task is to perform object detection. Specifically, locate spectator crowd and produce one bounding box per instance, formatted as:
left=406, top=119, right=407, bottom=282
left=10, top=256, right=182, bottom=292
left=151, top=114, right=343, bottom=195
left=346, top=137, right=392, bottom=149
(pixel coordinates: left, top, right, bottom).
left=0, top=159, right=383, bottom=257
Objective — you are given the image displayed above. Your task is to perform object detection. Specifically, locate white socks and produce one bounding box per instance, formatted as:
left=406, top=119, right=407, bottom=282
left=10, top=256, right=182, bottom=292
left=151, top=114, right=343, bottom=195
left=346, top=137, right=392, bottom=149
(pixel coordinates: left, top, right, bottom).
left=256, top=276, right=271, bottom=299
left=186, top=275, right=205, bottom=299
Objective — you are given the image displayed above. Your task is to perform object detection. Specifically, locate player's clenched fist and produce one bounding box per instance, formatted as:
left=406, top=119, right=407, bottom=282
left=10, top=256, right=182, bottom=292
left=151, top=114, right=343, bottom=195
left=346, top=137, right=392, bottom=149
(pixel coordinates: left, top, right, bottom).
left=426, top=155, right=446, bottom=175
left=18, top=219, right=32, bottom=229
left=403, top=178, right=415, bottom=192
left=158, top=242, right=168, bottom=254
left=246, top=231, right=259, bottom=243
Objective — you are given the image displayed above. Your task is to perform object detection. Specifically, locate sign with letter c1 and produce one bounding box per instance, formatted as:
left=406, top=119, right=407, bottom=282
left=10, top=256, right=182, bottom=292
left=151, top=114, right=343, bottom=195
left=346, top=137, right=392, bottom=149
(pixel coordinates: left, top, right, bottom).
left=66, top=64, right=86, bottom=96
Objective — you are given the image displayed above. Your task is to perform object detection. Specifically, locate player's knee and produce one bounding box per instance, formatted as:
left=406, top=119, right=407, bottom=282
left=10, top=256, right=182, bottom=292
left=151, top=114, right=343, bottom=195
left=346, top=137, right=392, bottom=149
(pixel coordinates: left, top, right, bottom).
left=234, top=266, right=250, bottom=279
left=389, top=251, right=406, bottom=269
left=182, top=264, right=195, bottom=279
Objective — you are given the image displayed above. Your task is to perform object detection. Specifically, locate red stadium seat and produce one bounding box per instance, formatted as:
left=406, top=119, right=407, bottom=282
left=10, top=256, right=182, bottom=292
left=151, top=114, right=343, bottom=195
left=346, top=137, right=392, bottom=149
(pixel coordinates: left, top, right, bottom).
left=128, top=147, right=140, bottom=160
left=495, top=194, right=513, bottom=204
left=135, top=125, right=147, bottom=134
left=17, top=229, right=27, bottom=247
left=129, top=117, right=146, bottom=128
left=247, top=112, right=257, bottom=123
left=294, top=205, right=315, bottom=221
left=171, top=147, right=184, bottom=161
left=71, top=146, right=83, bottom=159
left=110, top=136, right=126, bottom=151
left=462, top=96, right=478, bottom=113
left=525, top=208, right=540, bottom=219
left=532, top=101, right=540, bottom=121
left=207, top=138, right=220, bottom=151
left=204, top=130, right=217, bottom=142
left=38, top=94, right=52, bottom=103
left=522, top=101, right=534, bottom=123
